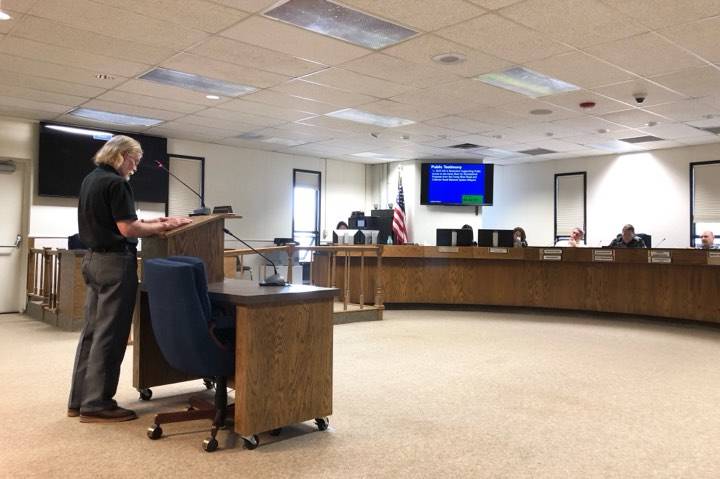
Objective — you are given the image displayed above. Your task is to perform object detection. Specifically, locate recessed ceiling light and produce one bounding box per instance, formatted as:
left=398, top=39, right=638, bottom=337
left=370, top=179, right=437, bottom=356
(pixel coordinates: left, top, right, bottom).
left=545, top=132, right=554, bottom=137
left=69, top=108, right=163, bottom=127
left=591, top=140, right=642, bottom=153
left=432, top=53, right=466, bottom=65
left=45, top=124, right=113, bottom=140
left=645, top=121, right=658, bottom=127
left=530, top=108, right=553, bottom=115
left=475, top=67, right=580, bottom=98
left=492, top=134, right=504, bottom=139
left=597, top=128, right=609, bottom=134
left=264, top=0, right=417, bottom=49
left=325, top=108, right=415, bottom=128
left=140, top=67, right=257, bottom=97
left=205, top=95, right=221, bottom=100
left=95, top=73, right=115, bottom=80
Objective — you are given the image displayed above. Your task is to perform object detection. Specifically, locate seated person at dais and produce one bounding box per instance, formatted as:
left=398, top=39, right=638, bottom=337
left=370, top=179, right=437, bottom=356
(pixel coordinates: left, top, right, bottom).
left=512, top=227, right=528, bottom=248
left=698, top=230, right=718, bottom=249
left=609, top=224, right=646, bottom=248
left=336, top=221, right=348, bottom=230
left=461, top=224, right=477, bottom=246
left=555, top=227, right=585, bottom=247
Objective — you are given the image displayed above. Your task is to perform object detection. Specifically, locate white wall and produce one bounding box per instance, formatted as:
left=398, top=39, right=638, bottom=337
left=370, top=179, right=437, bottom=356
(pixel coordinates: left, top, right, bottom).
left=0, top=117, right=366, bottom=249
left=483, top=144, right=720, bottom=248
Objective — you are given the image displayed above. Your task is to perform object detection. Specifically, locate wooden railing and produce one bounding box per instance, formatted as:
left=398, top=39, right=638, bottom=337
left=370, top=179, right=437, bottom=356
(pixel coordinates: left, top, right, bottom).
left=223, top=245, right=384, bottom=311
left=27, top=247, right=61, bottom=310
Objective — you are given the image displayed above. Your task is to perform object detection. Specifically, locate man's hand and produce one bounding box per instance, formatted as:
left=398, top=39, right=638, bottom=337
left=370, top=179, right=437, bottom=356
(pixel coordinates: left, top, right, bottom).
left=116, top=216, right=192, bottom=238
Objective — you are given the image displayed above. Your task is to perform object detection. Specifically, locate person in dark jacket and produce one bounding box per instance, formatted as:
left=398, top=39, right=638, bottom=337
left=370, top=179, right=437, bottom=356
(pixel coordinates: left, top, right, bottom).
left=609, top=224, right=646, bottom=248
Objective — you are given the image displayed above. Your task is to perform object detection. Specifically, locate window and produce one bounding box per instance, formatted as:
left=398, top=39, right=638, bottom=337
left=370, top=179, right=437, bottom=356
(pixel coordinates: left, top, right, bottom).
left=292, top=169, right=321, bottom=262
left=554, top=172, right=586, bottom=244
left=690, top=161, right=720, bottom=247
left=167, top=154, right=204, bottom=217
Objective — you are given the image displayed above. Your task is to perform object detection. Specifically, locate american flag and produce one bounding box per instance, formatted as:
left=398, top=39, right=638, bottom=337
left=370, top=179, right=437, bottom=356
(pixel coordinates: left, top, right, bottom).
left=392, top=175, right=408, bottom=244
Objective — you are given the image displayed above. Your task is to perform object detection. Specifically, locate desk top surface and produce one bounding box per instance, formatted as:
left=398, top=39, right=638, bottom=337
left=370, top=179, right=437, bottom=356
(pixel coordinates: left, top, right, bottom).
left=208, top=278, right=337, bottom=304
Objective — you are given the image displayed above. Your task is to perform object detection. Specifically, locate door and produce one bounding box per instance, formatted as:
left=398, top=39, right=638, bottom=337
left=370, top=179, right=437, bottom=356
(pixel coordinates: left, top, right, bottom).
left=0, top=160, right=25, bottom=313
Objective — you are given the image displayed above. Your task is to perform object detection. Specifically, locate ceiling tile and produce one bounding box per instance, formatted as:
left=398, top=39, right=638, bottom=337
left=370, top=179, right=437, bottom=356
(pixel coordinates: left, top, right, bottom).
left=171, top=115, right=258, bottom=134
left=96, top=91, right=207, bottom=115
left=148, top=122, right=239, bottom=141
left=637, top=122, right=714, bottom=140
left=9, top=15, right=175, bottom=65
left=584, top=32, right=705, bottom=77
left=272, top=79, right=378, bottom=107
left=28, top=0, right=208, bottom=50
left=645, top=99, right=720, bottom=122
left=117, top=80, right=231, bottom=106
left=243, top=90, right=338, bottom=115
left=659, top=17, right=720, bottom=65
left=424, top=116, right=496, bottom=134
left=91, top=0, right=249, bottom=33
left=296, top=115, right=383, bottom=135
left=676, top=136, right=720, bottom=146
left=500, top=0, right=647, bottom=48
left=218, top=99, right=316, bottom=122
left=359, top=100, right=446, bottom=122
left=550, top=116, right=629, bottom=134
left=221, top=16, right=370, bottom=65
left=436, top=13, right=570, bottom=63
left=0, top=95, right=73, bottom=115
left=602, top=0, right=720, bottom=30
left=161, top=53, right=290, bottom=89
left=382, top=34, right=511, bottom=78
left=195, top=107, right=287, bottom=127
left=80, top=99, right=185, bottom=121
left=212, top=0, right=276, bottom=12
left=0, top=53, right=127, bottom=88
left=495, top=98, right=581, bottom=122
left=457, top=107, right=527, bottom=127
left=600, top=108, right=669, bottom=128
left=0, top=69, right=107, bottom=97
left=524, top=51, right=636, bottom=89
left=0, top=37, right=151, bottom=77
left=651, top=67, right=720, bottom=98
left=0, top=85, right=88, bottom=108
left=301, top=68, right=415, bottom=98
left=339, top=53, right=461, bottom=89
left=188, top=37, right=327, bottom=78
left=543, top=90, right=631, bottom=115
left=339, top=0, right=485, bottom=31
left=0, top=10, right=21, bottom=34
left=592, top=80, right=686, bottom=108
left=466, top=0, right=523, bottom=9
left=3, top=1, right=38, bottom=13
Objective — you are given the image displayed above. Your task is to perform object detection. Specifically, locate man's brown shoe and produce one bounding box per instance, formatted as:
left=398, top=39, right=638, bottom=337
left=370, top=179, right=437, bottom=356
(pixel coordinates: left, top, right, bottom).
left=67, top=408, right=80, bottom=417
left=80, top=407, right=138, bottom=423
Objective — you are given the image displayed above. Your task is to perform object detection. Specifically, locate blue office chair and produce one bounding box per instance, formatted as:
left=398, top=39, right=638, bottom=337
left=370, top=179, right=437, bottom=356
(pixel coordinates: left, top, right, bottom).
left=143, top=256, right=237, bottom=452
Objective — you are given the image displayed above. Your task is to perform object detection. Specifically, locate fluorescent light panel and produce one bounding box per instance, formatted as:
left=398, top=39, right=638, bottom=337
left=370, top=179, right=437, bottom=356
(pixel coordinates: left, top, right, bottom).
left=326, top=108, right=415, bottom=127
left=140, top=67, right=257, bottom=97
left=45, top=124, right=113, bottom=140
left=476, top=67, right=580, bottom=98
left=264, top=0, right=417, bottom=49
left=69, top=108, right=163, bottom=127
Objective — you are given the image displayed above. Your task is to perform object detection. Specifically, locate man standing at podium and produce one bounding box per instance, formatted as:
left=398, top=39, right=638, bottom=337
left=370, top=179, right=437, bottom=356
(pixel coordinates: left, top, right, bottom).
left=68, top=135, right=191, bottom=423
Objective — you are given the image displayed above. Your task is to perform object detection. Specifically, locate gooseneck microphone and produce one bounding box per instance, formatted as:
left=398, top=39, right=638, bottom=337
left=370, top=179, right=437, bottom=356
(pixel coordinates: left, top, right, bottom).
left=655, top=237, right=667, bottom=248
left=223, top=228, right=287, bottom=287
left=154, top=160, right=211, bottom=216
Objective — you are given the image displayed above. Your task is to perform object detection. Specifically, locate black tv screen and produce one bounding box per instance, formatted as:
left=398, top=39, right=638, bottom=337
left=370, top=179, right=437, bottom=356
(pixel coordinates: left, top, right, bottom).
left=38, top=122, right=169, bottom=203
left=420, top=162, right=494, bottom=206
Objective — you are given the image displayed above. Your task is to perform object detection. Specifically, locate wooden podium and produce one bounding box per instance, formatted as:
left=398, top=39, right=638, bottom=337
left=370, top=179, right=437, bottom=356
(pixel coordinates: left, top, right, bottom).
left=133, top=213, right=238, bottom=395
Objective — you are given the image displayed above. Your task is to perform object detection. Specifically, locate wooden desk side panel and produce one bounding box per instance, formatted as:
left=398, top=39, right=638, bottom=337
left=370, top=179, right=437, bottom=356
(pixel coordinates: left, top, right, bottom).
left=132, top=292, right=200, bottom=389
left=234, top=299, right=333, bottom=435
left=57, top=252, right=86, bottom=330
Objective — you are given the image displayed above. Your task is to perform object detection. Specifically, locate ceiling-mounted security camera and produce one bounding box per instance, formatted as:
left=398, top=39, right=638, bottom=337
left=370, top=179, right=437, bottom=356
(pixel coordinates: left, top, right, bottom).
left=633, top=92, right=646, bottom=104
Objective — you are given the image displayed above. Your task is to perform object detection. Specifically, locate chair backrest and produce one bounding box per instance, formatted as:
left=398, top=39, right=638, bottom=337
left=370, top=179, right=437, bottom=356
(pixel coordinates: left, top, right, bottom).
left=143, top=258, right=234, bottom=377
left=165, top=256, right=212, bottom=320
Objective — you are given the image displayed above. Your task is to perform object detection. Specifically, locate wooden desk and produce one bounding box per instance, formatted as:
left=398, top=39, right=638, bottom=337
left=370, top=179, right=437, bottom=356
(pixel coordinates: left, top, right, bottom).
left=133, top=280, right=337, bottom=437
left=208, top=280, right=336, bottom=436
left=313, top=246, right=720, bottom=323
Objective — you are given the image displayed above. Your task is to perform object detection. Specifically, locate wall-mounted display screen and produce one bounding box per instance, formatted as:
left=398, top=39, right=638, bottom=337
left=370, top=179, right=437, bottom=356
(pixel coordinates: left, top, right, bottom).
left=420, top=163, right=494, bottom=206
left=38, top=122, right=169, bottom=203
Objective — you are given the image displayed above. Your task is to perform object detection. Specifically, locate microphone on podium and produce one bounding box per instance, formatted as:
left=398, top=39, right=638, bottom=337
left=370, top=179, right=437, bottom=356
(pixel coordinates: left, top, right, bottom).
left=154, top=160, right=211, bottom=216
left=223, top=228, right=287, bottom=287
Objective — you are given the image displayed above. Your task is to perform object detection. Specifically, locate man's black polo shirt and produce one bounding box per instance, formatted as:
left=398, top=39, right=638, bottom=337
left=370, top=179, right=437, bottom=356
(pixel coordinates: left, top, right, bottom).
left=608, top=235, right=646, bottom=248
left=78, top=164, right=138, bottom=251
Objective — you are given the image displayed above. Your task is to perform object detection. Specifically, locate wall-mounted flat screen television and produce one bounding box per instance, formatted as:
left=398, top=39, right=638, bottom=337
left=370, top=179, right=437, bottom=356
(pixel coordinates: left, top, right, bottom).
left=420, top=162, right=494, bottom=206
left=38, top=122, right=169, bottom=203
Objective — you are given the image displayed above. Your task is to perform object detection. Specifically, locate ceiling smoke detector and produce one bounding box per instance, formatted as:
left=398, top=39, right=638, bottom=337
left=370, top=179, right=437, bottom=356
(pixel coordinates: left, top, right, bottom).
left=432, top=53, right=466, bottom=65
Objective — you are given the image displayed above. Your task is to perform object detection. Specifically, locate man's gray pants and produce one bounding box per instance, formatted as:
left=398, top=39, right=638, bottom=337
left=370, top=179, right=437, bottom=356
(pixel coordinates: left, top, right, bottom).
left=68, top=252, right=138, bottom=413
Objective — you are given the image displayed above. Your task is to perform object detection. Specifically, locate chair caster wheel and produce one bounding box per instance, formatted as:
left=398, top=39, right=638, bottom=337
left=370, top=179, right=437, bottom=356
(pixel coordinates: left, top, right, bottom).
left=270, top=428, right=282, bottom=436
left=315, top=417, right=329, bottom=431
left=203, top=437, right=218, bottom=452
left=147, top=424, right=163, bottom=440
left=242, top=435, right=259, bottom=450
left=139, top=388, right=152, bottom=401
left=203, top=378, right=214, bottom=390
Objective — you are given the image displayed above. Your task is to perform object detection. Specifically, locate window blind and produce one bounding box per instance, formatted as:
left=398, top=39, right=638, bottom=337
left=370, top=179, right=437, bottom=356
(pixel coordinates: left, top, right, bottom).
left=167, top=157, right=202, bottom=217
left=693, top=163, right=720, bottom=223
left=555, top=174, right=585, bottom=237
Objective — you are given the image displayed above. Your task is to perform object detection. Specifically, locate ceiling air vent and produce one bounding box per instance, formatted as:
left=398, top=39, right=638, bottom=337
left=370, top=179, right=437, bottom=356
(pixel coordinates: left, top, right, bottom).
left=696, top=126, right=720, bottom=135
left=518, top=148, right=556, bottom=156
left=619, top=135, right=665, bottom=143
left=448, top=143, right=483, bottom=149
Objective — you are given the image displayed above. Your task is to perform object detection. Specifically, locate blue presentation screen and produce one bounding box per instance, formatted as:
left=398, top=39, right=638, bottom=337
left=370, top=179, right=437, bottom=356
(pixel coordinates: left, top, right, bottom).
left=420, top=163, right=494, bottom=206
